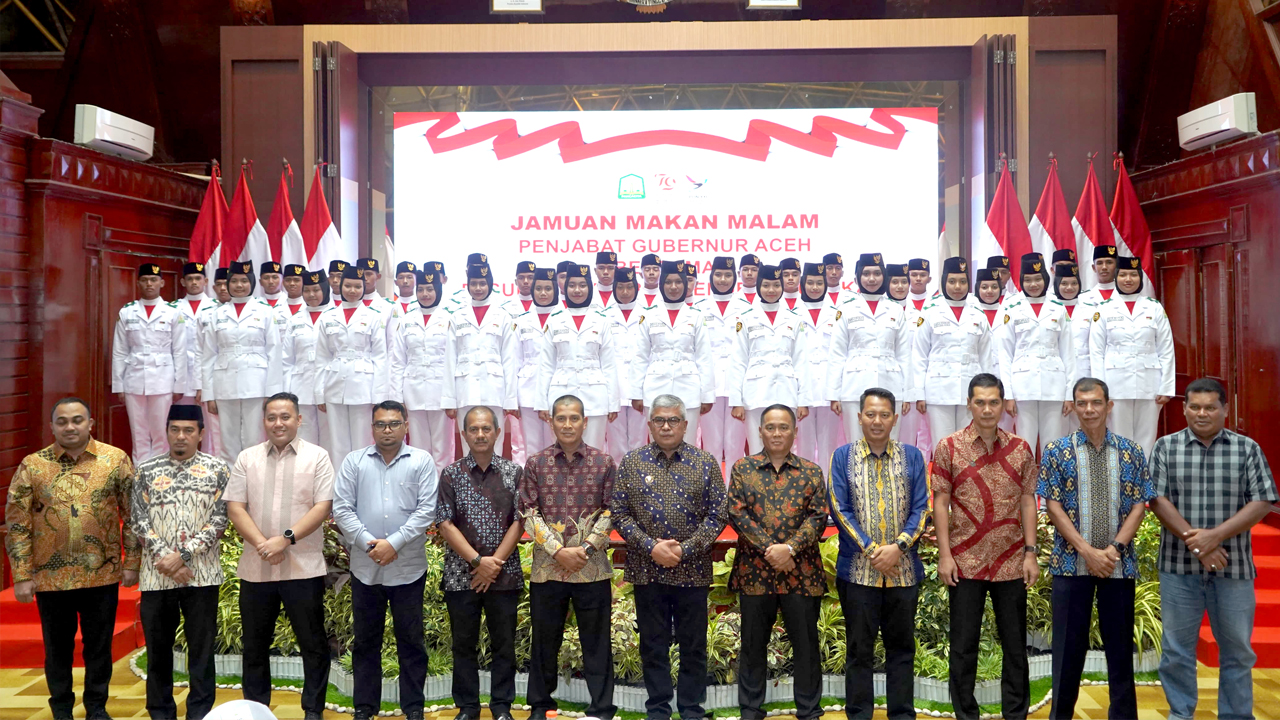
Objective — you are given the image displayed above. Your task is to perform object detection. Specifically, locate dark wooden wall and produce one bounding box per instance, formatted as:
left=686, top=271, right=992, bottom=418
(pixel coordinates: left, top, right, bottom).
left=1027, top=14, right=1118, bottom=204
left=25, top=140, right=205, bottom=456
left=1132, top=131, right=1280, bottom=464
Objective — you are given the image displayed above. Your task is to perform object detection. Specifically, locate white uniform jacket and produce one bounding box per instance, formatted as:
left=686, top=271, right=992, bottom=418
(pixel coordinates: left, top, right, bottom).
left=692, top=295, right=749, bottom=398
left=1088, top=296, right=1176, bottom=401
left=176, top=297, right=218, bottom=393
left=795, top=301, right=841, bottom=408
left=281, top=309, right=325, bottom=406
left=911, top=300, right=995, bottom=406
left=512, top=309, right=547, bottom=409
left=111, top=300, right=189, bottom=396
left=995, top=298, right=1075, bottom=402
left=537, top=309, right=619, bottom=417
left=200, top=299, right=285, bottom=401
left=826, top=295, right=912, bottom=404
left=605, top=305, right=643, bottom=409
left=728, top=305, right=809, bottom=408
left=391, top=306, right=457, bottom=412
left=630, top=304, right=715, bottom=410
left=1064, top=302, right=1093, bottom=379
left=314, top=304, right=391, bottom=405
left=450, top=303, right=519, bottom=410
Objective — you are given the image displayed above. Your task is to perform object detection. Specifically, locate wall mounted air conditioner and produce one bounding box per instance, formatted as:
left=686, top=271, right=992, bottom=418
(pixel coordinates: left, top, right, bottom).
left=1177, top=93, right=1257, bottom=152
left=73, top=104, right=155, bottom=162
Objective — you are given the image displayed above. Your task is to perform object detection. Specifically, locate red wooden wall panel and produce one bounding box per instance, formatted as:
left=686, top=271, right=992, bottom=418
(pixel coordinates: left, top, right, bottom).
left=1134, top=132, right=1280, bottom=474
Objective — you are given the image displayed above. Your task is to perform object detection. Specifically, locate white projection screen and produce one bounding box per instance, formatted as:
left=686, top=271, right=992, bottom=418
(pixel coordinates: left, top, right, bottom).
left=393, top=107, right=939, bottom=299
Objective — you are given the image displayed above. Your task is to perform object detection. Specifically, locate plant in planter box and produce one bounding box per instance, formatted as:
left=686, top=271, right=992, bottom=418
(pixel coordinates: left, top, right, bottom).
left=766, top=620, right=792, bottom=677
left=709, top=548, right=737, bottom=608
left=706, top=610, right=740, bottom=683
left=612, top=595, right=643, bottom=683
left=913, top=638, right=948, bottom=680
left=816, top=596, right=846, bottom=674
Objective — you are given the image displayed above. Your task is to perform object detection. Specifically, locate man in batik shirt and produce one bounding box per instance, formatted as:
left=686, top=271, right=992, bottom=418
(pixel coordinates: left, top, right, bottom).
left=5, top=398, right=139, bottom=720
left=132, top=404, right=229, bottom=720
left=728, top=404, right=827, bottom=720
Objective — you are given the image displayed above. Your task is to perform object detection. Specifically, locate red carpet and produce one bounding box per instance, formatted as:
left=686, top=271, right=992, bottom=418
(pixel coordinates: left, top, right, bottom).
left=1198, top=523, right=1280, bottom=667
left=0, top=584, right=142, bottom=668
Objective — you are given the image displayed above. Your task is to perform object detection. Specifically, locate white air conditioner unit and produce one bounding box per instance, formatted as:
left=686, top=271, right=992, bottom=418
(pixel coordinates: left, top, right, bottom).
left=73, top=104, right=155, bottom=162
left=1177, top=93, right=1257, bottom=152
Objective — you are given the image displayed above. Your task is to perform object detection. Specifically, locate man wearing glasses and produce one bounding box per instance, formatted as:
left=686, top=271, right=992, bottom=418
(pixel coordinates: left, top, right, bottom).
left=333, top=401, right=440, bottom=720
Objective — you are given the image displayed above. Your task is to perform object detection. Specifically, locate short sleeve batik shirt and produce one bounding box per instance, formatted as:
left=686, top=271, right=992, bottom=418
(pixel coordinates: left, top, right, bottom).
left=1037, top=430, right=1155, bottom=579
left=931, top=424, right=1037, bottom=582
left=1151, top=428, right=1278, bottom=579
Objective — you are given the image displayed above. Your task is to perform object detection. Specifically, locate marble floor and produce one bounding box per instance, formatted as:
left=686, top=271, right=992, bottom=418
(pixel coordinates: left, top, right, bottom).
left=1, top=657, right=1279, bottom=720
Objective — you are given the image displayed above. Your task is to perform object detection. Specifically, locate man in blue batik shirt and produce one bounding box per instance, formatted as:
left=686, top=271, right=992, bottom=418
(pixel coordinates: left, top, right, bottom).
left=1037, top=377, right=1154, bottom=720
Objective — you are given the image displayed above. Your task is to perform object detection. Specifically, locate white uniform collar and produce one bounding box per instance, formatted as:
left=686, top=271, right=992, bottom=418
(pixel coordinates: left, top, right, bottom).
left=140, top=297, right=162, bottom=307
left=341, top=300, right=361, bottom=309
left=231, top=296, right=252, bottom=305
left=183, top=294, right=205, bottom=303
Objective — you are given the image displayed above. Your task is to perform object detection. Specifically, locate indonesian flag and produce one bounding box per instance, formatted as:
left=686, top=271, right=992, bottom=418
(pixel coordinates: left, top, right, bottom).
left=300, top=165, right=343, bottom=271
left=189, top=163, right=228, bottom=278
left=1071, top=156, right=1122, bottom=290
left=1110, top=155, right=1156, bottom=294
left=223, top=164, right=270, bottom=268
left=266, top=163, right=307, bottom=268
left=1028, top=156, right=1075, bottom=262
left=973, top=158, right=1034, bottom=290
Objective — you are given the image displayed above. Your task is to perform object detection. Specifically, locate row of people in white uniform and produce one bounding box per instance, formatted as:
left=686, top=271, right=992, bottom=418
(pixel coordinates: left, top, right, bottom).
left=110, top=244, right=1174, bottom=476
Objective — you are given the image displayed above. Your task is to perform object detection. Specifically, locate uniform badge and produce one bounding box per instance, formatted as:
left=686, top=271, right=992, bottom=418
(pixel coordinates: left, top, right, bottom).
left=1004, top=314, right=1011, bottom=324
left=835, top=310, right=842, bottom=320
left=638, top=315, right=645, bottom=324
left=916, top=317, right=925, bottom=327
left=1093, top=312, right=1101, bottom=322
left=735, top=321, right=743, bottom=333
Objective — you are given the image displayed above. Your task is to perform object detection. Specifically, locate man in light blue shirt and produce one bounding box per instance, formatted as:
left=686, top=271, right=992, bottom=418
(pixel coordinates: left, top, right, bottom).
left=333, top=400, right=439, bottom=720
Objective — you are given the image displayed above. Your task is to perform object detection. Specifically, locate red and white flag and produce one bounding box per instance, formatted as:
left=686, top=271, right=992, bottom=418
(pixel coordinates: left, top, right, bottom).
left=300, top=165, right=344, bottom=272
left=1110, top=154, right=1155, bottom=293
left=223, top=163, right=270, bottom=269
left=1071, top=155, right=1122, bottom=290
left=973, top=158, right=1034, bottom=290
left=1028, top=156, right=1075, bottom=263
left=189, top=162, right=228, bottom=277
left=266, top=161, right=307, bottom=268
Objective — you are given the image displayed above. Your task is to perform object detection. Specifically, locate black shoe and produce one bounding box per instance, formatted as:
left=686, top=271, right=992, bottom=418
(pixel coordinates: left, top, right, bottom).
left=494, top=714, right=514, bottom=720
left=453, top=713, right=474, bottom=720
left=405, top=712, right=424, bottom=720
left=354, top=712, right=373, bottom=720
left=304, top=712, right=324, bottom=720
left=87, top=710, right=113, bottom=720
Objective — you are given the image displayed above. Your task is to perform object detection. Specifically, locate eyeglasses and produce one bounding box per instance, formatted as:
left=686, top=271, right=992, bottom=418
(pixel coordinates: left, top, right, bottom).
left=373, top=421, right=405, bottom=431
left=650, top=417, right=685, bottom=427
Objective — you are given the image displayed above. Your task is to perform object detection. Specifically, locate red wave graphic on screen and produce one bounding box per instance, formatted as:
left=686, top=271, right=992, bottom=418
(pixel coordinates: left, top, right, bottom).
left=393, top=108, right=937, bottom=163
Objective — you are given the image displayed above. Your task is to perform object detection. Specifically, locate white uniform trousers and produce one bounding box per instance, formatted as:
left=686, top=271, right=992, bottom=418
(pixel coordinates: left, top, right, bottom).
left=217, top=398, right=265, bottom=465
left=508, top=411, right=529, bottom=466
left=838, top=401, right=901, bottom=446
left=124, top=393, right=174, bottom=464
left=581, top=416, right=607, bottom=453
left=409, top=409, right=452, bottom=467
left=1012, top=400, right=1067, bottom=457
left=701, top=397, right=746, bottom=468
left=297, top=403, right=326, bottom=448
left=515, top=407, right=555, bottom=462
left=1109, top=398, right=1161, bottom=458
left=326, top=403, right=373, bottom=467
left=796, top=405, right=842, bottom=472
left=926, top=404, right=972, bottom=448
left=899, top=407, right=931, bottom=461
left=999, top=411, right=1017, bottom=434
left=606, top=407, right=648, bottom=465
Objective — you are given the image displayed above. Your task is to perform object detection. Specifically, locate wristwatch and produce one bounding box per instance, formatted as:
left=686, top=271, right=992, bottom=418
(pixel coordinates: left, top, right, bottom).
left=786, top=544, right=796, bottom=557
left=284, top=528, right=296, bottom=545
left=1110, top=541, right=1127, bottom=554
left=179, top=547, right=192, bottom=563
left=469, top=554, right=482, bottom=569
left=584, top=545, right=598, bottom=559
left=1023, top=544, right=1038, bottom=555
left=896, top=538, right=910, bottom=553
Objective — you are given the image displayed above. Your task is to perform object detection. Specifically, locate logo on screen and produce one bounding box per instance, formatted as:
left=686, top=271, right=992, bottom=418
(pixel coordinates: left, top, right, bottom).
left=618, top=174, right=645, bottom=200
